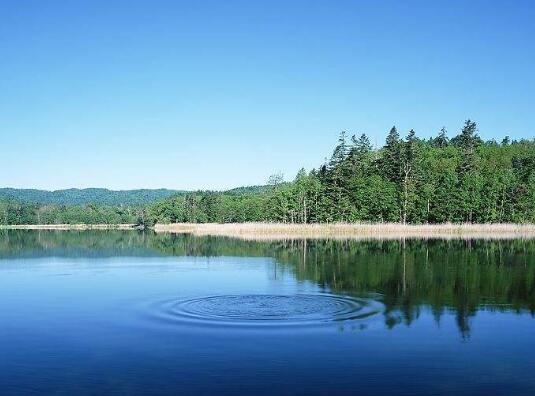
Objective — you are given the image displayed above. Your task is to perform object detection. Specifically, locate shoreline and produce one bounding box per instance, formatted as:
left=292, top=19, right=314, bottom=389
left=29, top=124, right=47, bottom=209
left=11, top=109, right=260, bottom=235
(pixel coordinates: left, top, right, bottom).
left=0, top=224, right=136, bottom=231
left=153, top=222, right=535, bottom=240
left=2, top=222, right=535, bottom=240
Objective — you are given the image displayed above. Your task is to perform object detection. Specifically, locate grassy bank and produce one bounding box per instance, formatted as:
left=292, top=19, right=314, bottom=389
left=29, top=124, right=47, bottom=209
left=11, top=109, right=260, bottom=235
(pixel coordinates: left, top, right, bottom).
left=153, top=222, right=535, bottom=240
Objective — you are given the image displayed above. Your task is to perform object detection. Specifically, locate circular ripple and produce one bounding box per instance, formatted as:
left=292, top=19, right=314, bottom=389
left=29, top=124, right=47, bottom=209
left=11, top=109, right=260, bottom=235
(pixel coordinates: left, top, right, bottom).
left=150, top=294, right=381, bottom=327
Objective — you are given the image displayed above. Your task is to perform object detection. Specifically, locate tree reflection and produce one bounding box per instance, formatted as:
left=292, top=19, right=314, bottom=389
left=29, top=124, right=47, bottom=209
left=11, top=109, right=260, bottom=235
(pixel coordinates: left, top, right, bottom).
left=1, top=230, right=534, bottom=337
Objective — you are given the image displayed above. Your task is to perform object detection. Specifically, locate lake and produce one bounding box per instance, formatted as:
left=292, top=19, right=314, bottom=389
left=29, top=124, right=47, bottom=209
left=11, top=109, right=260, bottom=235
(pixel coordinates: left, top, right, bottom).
left=1, top=230, right=534, bottom=395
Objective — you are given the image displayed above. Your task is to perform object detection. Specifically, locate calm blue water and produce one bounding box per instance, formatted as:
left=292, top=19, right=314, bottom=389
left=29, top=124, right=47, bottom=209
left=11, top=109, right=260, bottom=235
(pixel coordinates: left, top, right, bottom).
left=1, top=231, right=534, bottom=395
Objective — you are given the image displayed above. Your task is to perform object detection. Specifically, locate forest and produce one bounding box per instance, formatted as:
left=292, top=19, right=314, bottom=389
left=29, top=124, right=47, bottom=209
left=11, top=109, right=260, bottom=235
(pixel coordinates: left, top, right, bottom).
left=147, top=120, right=535, bottom=224
left=0, top=187, right=179, bottom=206
left=2, top=120, right=535, bottom=225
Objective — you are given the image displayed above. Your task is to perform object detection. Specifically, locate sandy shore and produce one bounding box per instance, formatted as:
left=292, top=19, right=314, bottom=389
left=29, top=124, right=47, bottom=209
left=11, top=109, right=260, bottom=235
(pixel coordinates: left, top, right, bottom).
left=153, top=222, right=535, bottom=240
left=0, top=224, right=136, bottom=231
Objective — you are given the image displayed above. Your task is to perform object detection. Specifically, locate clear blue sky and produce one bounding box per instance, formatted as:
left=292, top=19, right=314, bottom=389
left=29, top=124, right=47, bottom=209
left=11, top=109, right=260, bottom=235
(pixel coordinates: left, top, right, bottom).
left=1, top=0, right=534, bottom=191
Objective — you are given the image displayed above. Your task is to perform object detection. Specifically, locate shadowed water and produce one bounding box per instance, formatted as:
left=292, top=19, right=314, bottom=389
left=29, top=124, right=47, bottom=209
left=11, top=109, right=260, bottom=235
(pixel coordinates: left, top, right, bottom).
left=1, top=230, right=534, bottom=395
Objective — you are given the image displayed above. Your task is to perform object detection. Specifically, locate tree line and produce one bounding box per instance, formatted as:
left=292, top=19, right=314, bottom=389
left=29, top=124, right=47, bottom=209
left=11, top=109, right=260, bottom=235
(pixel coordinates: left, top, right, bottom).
left=0, top=188, right=178, bottom=206
left=147, top=120, right=535, bottom=224
left=0, top=202, right=139, bottom=225
left=2, top=120, right=534, bottom=225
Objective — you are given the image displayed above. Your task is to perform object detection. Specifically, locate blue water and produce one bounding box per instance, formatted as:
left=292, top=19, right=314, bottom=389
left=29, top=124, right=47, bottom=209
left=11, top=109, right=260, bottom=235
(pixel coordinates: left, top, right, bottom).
left=1, top=231, right=534, bottom=395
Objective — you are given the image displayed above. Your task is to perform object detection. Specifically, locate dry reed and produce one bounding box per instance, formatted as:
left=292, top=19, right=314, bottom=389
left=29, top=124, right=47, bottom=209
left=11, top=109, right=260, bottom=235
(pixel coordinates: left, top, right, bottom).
left=153, top=222, right=535, bottom=241
left=3, top=222, right=535, bottom=240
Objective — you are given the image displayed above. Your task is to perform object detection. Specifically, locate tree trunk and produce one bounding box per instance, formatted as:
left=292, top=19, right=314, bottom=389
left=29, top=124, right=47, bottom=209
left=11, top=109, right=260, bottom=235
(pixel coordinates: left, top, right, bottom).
left=303, top=196, right=307, bottom=224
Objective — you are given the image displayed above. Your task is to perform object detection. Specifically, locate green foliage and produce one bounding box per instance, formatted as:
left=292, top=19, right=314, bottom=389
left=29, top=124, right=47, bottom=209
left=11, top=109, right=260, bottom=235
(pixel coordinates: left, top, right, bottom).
left=2, top=120, right=535, bottom=225
left=0, top=201, right=139, bottom=225
left=148, top=120, right=535, bottom=225
left=0, top=188, right=180, bottom=206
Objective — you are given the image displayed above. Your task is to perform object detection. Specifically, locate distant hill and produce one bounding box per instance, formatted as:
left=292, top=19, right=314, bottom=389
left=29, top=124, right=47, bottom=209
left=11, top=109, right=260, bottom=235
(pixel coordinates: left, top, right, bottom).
left=0, top=188, right=181, bottom=206
left=0, top=186, right=272, bottom=206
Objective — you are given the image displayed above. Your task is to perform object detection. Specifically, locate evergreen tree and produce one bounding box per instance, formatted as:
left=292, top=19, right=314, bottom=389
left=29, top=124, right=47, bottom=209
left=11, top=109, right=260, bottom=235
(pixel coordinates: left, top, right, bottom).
left=432, top=127, right=449, bottom=148
left=453, top=119, right=480, bottom=175
left=324, top=132, right=352, bottom=221
left=382, top=126, right=402, bottom=184
left=400, top=130, right=421, bottom=223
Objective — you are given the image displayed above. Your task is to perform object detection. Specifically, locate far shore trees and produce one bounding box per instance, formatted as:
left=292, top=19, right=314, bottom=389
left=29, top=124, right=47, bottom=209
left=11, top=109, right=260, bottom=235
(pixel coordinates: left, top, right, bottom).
left=144, top=120, right=534, bottom=225
left=2, top=120, right=534, bottom=226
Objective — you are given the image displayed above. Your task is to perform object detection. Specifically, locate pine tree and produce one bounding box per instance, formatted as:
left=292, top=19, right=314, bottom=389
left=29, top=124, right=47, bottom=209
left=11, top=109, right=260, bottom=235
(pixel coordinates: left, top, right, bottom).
left=453, top=119, right=480, bottom=175
left=432, top=127, right=449, bottom=148
left=354, top=133, right=372, bottom=156
left=348, top=133, right=372, bottom=174
left=328, top=131, right=349, bottom=170
left=325, top=131, right=352, bottom=221
left=382, top=126, right=402, bottom=184
left=451, top=120, right=483, bottom=222
left=401, top=129, right=420, bottom=223
left=294, top=168, right=309, bottom=223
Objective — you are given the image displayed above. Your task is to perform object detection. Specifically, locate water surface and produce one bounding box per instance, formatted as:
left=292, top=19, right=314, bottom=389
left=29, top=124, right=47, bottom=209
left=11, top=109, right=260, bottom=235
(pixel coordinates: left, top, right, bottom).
left=1, top=230, right=534, bottom=395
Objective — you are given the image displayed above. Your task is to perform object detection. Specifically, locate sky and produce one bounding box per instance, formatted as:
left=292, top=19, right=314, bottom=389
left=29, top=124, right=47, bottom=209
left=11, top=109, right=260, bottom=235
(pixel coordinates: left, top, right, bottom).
left=1, top=0, right=534, bottom=191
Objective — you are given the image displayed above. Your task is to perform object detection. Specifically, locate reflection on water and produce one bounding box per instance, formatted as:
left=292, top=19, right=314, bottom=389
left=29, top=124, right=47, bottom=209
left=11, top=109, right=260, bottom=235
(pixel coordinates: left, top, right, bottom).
left=1, top=230, right=535, bottom=395
left=1, top=229, right=534, bottom=338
